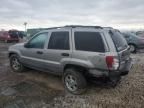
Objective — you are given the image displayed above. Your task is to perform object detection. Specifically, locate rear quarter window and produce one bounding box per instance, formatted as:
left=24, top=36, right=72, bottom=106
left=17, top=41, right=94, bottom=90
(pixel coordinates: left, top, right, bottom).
left=74, top=32, right=105, bottom=52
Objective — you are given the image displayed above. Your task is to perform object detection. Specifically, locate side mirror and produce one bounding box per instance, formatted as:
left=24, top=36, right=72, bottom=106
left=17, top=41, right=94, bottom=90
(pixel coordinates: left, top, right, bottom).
left=24, top=43, right=30, bottom=48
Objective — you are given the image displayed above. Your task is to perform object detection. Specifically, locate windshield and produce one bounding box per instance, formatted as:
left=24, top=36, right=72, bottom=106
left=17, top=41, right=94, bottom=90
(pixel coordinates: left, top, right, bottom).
left=110, top=30, right=128, bottom=51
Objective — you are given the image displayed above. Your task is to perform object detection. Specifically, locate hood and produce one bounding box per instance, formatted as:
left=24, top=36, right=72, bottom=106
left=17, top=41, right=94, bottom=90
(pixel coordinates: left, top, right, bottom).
left=13, top=42, right=25, bottom=47
left=9, top=42, right=25, bottom=51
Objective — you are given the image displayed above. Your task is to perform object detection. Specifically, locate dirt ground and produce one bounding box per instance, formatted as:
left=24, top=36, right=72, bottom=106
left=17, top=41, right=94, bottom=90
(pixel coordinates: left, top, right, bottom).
left=0, top=42, right=144, bottom=108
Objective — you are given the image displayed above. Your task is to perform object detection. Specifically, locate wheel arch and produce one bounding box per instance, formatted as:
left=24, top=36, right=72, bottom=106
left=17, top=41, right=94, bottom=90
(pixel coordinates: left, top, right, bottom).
left=128, top=43, right=137, bottom=48
left=8, top=52, right=19, bottom=58
left=63, top=64, right=89, bottom=75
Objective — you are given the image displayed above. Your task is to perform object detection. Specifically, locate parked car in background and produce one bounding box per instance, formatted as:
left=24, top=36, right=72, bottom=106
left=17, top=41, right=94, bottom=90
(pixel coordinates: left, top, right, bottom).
left=0, top=30, right=25, bottom=43
left=135, top=31, right=144, bottom=38
left=137, top=33, right=144, bottom=38
left=123, top=32, right=144, bottom=53
left=9, top=25, right=132, bottom=94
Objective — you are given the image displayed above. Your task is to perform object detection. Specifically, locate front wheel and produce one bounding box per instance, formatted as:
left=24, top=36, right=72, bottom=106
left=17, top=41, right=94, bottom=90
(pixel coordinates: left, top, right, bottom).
left=63, top=68, right=87, bottom=95
left=10, top=54, right=25, bottom=72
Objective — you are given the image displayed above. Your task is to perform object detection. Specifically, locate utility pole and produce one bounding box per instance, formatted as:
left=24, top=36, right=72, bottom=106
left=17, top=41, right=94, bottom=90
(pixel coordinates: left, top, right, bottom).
left=24, top=22, right=27, bottom=33
left=23, top=22, right=28, bottom=41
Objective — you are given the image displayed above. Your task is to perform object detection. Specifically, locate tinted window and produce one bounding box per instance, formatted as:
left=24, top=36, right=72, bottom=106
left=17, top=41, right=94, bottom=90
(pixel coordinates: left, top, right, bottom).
left=48, top=32, right=69, bottom=50
left=110, top=31, right=128, bottom=51
left=28, top=32, right=48, bottom=49
left=8, top=31, right=19, bottom=38
left=18, top=31, right=26, bottom=38
left=74, top=32, right=105, bottom=52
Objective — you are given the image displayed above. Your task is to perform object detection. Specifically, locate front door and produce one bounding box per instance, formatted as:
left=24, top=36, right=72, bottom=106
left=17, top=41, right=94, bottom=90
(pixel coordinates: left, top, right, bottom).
left=20, top=32, right=48, bottom=69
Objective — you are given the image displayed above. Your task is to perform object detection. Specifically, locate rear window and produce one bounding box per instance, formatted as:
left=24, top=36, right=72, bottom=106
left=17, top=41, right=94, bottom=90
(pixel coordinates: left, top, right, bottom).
left=110, top=30, right=128, bottom=51
left=74, top=32, right=105, bottom=52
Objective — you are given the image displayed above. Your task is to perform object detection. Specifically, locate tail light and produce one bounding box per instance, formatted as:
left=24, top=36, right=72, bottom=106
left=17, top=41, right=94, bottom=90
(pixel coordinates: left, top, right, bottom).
left=106, top=56, right=119, bottom=70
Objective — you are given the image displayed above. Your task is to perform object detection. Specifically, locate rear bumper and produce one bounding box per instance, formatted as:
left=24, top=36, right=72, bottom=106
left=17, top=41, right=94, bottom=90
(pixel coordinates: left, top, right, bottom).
left=88, top=58, right=132, bottom=78
left=119, top=57, right=132, bottom=75
left=109, top=57, right=132, bottom=78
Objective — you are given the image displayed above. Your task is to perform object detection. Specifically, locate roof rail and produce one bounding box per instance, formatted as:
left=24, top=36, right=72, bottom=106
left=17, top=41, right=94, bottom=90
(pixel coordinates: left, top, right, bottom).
left=45, top=27, right=63, bottom=30
left=41, top=25, right=103, bottom=30
left=64, top=25, right=103, bottom=29
left=103, top=27, right=113, bottom=29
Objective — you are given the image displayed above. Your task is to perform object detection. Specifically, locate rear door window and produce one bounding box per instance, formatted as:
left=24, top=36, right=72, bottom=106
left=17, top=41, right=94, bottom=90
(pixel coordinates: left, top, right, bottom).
left=74, top=32, right=105, bottom=52
left=48, top=32, right=69, bottom=50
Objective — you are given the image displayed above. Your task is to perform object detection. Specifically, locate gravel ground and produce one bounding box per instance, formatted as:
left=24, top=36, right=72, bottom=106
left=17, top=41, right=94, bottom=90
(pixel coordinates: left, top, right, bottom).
left=0, top=42, right=144, bottom=108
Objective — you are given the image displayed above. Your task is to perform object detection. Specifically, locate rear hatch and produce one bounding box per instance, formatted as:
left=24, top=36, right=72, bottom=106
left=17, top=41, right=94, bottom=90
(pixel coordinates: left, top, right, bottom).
left=110, top=30, right=131, bottom=67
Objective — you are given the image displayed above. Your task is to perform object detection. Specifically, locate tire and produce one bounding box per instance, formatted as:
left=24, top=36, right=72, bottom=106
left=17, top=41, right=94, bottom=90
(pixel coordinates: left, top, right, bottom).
left=129, top=44, right=136, bottom=53
left=10, top=54, right=25, bottom=72
left=63, top=68, right=87, bottom=95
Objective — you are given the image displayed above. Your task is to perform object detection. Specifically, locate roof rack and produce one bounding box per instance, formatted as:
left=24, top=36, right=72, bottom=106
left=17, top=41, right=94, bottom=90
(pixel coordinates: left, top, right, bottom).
left=103, top=27, right=113, bottom=29
left=45, top=27, right=63, bottom=30
left=43, top=25, right=103, bottom=30
left=65, top=25, right=103, bottom=29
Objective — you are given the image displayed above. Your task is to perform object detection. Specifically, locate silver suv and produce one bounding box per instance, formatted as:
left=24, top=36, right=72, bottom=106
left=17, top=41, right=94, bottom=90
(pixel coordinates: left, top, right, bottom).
left=8, top=26, right=132, bottom=94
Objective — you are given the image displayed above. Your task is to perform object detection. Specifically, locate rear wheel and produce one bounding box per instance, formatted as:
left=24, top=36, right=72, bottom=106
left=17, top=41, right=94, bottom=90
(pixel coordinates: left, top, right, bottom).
left=10, top=54, right=25, bottom=72
left=63, top=68, right=87, bottom=95
left=129, top=44, right=136, bottom=53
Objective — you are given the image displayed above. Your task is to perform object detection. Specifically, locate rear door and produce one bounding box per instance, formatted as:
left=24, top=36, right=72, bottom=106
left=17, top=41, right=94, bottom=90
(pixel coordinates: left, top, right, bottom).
left=43, top=29, right=72, bottom=74
left=72, top=28, right=109, bottom=70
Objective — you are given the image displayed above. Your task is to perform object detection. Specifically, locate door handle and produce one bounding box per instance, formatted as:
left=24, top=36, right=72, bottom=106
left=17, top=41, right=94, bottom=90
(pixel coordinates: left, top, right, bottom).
left=36, top=51, right=43, bottom=54
left=61, top=53, right=69, bottom=57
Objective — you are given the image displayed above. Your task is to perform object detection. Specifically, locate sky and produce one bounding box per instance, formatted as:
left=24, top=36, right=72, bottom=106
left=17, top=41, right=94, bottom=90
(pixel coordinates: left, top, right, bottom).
left=0, top=0, right=144, bottom=31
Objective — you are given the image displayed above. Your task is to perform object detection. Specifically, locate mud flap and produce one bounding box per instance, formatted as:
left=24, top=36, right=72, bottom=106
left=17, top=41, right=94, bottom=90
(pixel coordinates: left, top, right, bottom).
left=108, top=72, right=121, bottom=87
